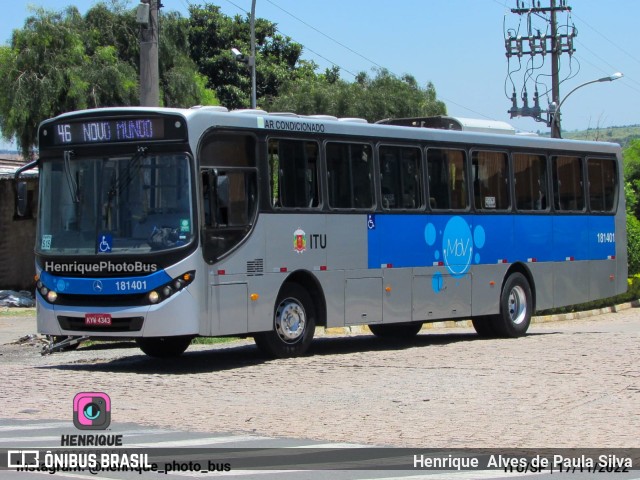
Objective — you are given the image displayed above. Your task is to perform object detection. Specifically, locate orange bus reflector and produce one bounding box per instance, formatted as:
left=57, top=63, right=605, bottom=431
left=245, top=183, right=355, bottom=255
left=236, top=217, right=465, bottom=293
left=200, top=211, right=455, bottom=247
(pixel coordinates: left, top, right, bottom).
left=250, top=293, right=259, bottom=301
left=489, top=281, right=496, bottom=286
left=385, top=286, right=392, bottom=293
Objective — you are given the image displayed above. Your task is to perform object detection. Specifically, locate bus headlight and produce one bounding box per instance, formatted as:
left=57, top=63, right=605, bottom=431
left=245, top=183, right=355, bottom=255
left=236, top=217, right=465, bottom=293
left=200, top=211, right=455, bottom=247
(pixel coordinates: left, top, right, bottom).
left=146, top=271, right=195, bottom=305
left=46, top=291, right=58, bottom=303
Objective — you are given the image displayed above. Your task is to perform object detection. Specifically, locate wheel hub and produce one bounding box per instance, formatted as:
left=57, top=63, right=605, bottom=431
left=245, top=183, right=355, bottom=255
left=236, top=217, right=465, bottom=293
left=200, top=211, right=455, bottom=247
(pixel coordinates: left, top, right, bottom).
left=275, top=299, right=306, bottom=343
left=508, top=285, right=527, bottom=325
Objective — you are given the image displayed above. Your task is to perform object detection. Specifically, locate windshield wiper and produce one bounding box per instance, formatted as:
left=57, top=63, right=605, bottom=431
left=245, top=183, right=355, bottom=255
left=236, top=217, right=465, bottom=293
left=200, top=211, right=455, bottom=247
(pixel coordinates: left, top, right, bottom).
left=103, top=146, right=148, bottom=234
left=63, top=150, right=80, bottom=203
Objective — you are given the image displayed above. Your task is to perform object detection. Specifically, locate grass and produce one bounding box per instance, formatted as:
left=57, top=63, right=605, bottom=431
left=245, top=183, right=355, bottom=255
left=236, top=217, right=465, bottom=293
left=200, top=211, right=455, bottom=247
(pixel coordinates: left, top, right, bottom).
left=0, top=307, right=36, bottom=317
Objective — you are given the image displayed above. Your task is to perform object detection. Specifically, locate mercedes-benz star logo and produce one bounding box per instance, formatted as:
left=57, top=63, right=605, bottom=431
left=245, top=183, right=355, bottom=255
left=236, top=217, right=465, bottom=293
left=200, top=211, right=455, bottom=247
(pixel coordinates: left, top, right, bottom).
left=93, top=280, right=103, bottom=293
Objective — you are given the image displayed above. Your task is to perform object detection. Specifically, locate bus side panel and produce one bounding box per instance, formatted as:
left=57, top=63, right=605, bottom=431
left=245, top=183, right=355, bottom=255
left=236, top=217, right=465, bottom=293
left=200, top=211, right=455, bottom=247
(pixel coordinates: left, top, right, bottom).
left=526, top=263, right=554, bottom=311
left=470, top=264, right=509, bottom=317
left=553, top=262, right=590, bottom=307
left=317, top=270, right=345, bottom=328
left=382, top=268, right=412, bottom=324
left=211, top=283, right=248, bottom=336
left=413, top=272, right=471, bottom=320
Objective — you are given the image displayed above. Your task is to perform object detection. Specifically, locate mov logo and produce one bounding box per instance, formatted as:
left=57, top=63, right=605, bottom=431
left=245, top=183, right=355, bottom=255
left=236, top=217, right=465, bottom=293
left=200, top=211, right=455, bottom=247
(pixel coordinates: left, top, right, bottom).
left=73, top=392, right=111, bottom=430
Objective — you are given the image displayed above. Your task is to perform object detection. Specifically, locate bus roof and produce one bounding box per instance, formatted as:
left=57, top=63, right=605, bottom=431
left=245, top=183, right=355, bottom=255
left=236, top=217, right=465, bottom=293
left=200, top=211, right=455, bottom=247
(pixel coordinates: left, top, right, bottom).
left=42, top=106, right=622, bottom=156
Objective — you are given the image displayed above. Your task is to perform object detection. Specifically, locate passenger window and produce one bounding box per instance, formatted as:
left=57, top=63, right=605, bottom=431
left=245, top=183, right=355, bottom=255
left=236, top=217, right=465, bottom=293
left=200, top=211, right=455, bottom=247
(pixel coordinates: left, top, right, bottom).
left=513, top=153, right=548, bottom=211
left=553, top=156, right=585, bottom=212
left=379, top=145, right=423, bottom=210
left=472, top=151, right=510, bottom=210
left=587, top=158, right=617, bottom=212
left=426, top=148, right=468, bottom=210
left=268, top=139, right=320, bottom=209
left=326, top=142, right=373, bottom=209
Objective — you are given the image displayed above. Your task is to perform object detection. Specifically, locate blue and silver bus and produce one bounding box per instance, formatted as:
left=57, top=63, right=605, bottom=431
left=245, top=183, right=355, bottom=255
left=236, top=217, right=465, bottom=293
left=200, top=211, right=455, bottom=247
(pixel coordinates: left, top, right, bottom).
left=16, top=107, right=627, bottom=357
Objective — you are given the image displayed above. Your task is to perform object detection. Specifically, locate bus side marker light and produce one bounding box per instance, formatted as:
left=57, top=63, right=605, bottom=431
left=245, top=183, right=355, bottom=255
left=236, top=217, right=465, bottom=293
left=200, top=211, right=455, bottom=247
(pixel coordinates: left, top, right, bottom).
left=489, top=281, right=496, bottom=287
left=385, top=286, right=392, bottom=293
left=610, top=275, right=615, bottom=281
left=250, top=293, right=259, bottom=301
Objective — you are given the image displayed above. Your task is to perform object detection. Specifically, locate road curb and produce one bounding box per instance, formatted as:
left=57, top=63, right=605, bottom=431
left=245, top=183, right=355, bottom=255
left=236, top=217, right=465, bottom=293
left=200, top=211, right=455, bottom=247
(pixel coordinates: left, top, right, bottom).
left=3, top=301, right=639, bottom=341
left=317, top=299, right=640, bottom=336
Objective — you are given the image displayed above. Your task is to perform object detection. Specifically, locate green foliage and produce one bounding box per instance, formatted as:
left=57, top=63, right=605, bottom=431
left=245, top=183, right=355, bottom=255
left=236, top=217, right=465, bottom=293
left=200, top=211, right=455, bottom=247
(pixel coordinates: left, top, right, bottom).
left=188, top=4, right=308, bottom=109
left=264, top=68, right=447, bottom=122
left=562, top=125, right=640, bottom=147
left=627, top=213, right=640, bottom=275
left=0, top=7, right=89, bottom=158
left=0, top=3, right=220, bottom=157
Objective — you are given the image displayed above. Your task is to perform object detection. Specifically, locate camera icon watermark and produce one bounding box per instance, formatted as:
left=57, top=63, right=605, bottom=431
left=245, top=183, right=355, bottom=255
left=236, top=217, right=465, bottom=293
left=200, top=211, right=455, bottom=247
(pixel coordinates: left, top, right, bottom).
left=73, top=392, right=111, bottom=430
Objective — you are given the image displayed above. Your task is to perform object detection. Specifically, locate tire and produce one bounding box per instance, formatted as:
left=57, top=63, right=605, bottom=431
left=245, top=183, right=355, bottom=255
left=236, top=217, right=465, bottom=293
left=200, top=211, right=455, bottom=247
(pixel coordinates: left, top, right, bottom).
left=489, top=272, right=533, bottom=338
left=369, top=322, right=423, bottom=339
left=135, top=336, right=192, bottom=358
left=471, top=316, right=497, bottom=337
left=254, top=283, right=315, bottom=358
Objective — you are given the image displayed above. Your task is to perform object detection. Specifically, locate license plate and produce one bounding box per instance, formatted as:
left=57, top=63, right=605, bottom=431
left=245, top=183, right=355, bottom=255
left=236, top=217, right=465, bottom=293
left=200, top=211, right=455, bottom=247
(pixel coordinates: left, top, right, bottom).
left=84, top=313, right=112, bottom=326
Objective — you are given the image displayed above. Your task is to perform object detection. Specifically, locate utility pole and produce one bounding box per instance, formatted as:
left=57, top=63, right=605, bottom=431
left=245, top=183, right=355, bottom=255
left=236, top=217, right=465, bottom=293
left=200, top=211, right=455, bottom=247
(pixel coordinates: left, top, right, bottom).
left=505, top=0, right=575, bottom=137
left=550, top=0, right=562, bottom=137
left=138, top=0, right=160, bottom=107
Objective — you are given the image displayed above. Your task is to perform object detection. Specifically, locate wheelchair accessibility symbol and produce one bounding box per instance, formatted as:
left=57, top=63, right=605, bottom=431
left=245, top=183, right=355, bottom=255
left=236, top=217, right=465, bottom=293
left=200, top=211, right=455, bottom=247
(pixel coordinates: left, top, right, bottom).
left=98, top=234, right=112, bottom=253
left=367, top=214, right=376, bottom=230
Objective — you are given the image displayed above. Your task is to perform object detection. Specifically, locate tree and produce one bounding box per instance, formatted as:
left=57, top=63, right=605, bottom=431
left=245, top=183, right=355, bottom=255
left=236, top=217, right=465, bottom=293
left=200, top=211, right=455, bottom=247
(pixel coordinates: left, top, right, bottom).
left=188, top=4, right=312, bottom=109
left=0, top=7, right=89, bottom=158
left=264, top=68, right=447, bottom=122
left=159, top=11, right=218, bottom=108
left=0, top=3, right=218, bottom=158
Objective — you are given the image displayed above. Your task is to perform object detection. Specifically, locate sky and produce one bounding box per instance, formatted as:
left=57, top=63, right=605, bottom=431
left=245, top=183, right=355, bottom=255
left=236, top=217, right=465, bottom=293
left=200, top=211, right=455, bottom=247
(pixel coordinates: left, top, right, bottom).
left=1, top=0, right=640, bottom=149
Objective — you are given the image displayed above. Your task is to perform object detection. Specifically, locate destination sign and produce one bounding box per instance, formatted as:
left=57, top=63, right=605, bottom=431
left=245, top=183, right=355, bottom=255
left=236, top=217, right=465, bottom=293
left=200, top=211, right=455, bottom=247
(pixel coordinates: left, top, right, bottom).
left=50, top=118, right=165, bottom=145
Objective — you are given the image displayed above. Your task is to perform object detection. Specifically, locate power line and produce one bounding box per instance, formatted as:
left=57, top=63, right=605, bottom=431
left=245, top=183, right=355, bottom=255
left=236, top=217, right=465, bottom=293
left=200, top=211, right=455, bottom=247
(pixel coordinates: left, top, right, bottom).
left=263, top=0, right=386, bottom=70
left=210, top=0, right=498, bottom=121
left=221, top=0, right=357, bottom=77
left=570, top=11, right=640, bottom=67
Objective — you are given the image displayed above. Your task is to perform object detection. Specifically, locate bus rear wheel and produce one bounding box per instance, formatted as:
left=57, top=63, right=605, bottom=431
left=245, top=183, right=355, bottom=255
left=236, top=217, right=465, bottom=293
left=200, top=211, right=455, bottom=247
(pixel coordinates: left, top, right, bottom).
left=490, top=272, right=532, bottom=338
left=136, top=336, right=192, bottom=358
left=471, top=316, right=497, bottom=337
left=369, top=322, right=423, bottom=339
left=254, top=283, right=315, bottom=358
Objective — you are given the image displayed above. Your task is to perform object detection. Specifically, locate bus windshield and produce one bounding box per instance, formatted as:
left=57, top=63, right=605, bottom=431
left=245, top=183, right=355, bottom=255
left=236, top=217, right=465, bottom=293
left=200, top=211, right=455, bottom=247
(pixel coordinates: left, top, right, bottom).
left=37, top=152, right=194, bottom=255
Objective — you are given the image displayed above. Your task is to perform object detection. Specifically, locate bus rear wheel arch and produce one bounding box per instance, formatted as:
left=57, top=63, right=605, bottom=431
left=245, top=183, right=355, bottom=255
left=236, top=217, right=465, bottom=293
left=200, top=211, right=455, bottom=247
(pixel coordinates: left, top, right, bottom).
left=254, top=283, right=316, bottom=358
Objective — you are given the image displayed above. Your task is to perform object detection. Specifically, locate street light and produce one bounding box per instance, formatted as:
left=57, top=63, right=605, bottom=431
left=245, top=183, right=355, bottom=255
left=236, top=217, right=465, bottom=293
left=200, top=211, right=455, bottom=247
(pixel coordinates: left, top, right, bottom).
left=550, top=72, right=623, bottom=138
left=231, top=0, right=257, bottom=109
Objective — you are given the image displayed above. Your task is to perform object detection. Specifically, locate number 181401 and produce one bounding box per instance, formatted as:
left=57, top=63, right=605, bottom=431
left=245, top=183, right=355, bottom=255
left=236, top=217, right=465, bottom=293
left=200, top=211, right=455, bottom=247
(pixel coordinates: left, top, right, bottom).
left=596, top=232, right=615, bottom=243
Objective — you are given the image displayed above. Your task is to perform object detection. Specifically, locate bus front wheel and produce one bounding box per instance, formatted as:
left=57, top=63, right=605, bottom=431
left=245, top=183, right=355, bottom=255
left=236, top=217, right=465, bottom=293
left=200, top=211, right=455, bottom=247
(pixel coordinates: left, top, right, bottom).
left=136, top=336, right=192, bottom=358
left=254, top=283, right=315, bottom=358
left=490, top=273, right=532, bottom=338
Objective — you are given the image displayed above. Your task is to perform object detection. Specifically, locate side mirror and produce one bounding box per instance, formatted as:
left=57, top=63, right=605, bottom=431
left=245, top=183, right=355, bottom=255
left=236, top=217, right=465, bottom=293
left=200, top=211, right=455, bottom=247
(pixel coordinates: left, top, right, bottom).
left=15, top=181, right=29, bottom=217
